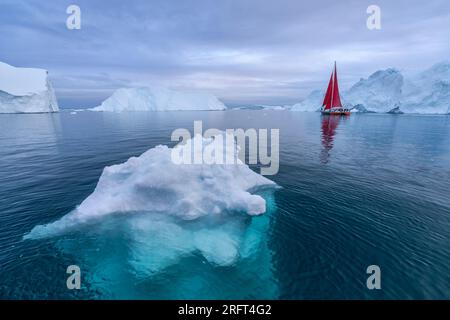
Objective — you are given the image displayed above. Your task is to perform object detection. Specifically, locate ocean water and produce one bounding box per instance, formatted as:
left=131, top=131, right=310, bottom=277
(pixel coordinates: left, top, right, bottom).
left=0, top=110, right=449, bottom=299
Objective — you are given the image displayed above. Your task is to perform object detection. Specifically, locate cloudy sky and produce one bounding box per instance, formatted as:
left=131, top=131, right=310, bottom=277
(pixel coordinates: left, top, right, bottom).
left=0, top=0, right=449, bottom=108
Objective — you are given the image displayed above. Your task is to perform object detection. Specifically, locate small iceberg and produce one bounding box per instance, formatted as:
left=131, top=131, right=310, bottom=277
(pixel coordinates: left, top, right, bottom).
left=235, top=105, right=288, bottom=110
left=387, top=106, right=404, bottom=114
left=290, top=90, right=323, bottom=112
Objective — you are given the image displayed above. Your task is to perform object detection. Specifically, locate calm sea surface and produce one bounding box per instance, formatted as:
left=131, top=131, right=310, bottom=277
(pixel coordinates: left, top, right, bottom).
left=0, top=110, right=449, bottom=299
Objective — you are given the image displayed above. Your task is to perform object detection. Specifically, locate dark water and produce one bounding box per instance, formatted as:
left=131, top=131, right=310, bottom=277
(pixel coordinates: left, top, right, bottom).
left=0, top=110, right=449, bottom=299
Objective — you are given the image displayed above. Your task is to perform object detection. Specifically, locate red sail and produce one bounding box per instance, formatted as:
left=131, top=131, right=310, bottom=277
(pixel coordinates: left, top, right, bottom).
left=331, top=63, right=343, bottom=108
left=322, top=72, right=334, bottom=110
left=322, top=62, right=343, bottom=110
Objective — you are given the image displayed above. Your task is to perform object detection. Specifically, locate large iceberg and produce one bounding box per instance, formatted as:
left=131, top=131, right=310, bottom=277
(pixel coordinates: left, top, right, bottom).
left=25, top=133, right=277, bottom=270
left=402, top=62, right=450, bottom=114
left=291, top=90, right=324, bottom=112
left=345, top=68, right=403, bottom=113
left=92, top=86, right=226, bottom=112
left=24, top=134, right=278, bottom=298
left=0, top=62, right=59, bottom=113
left=292, top=62, right=450, bottom=114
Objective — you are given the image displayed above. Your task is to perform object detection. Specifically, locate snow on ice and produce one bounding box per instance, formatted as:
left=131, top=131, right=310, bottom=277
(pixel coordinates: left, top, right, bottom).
left=0, top=62, right=59, bottom=113
left=292, top=62, right=450, bottom=114
left=92, top=86, right=226, bottom=112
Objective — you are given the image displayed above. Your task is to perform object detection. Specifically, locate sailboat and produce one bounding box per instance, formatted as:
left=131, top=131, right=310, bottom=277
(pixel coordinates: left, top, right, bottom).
left=321, top=62, right=351, bottom=115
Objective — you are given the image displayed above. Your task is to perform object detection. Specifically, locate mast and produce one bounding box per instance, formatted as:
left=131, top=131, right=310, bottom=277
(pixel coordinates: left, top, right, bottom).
left=331, top=61, right=336, bottom=109
left=332, top=62, right=342, bottom=108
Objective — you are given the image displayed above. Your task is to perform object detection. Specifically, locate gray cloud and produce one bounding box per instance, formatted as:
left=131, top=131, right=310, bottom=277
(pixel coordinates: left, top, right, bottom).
left=0, top=0, right=449, bottom=107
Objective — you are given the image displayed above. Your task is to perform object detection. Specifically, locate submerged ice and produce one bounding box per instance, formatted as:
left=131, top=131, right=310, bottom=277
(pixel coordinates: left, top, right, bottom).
left=25, top=133, right=277, bottom=281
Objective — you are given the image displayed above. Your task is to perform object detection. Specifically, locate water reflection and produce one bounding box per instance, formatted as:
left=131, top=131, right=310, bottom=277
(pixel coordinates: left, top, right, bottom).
left=320, top=115, right=341, bottom=163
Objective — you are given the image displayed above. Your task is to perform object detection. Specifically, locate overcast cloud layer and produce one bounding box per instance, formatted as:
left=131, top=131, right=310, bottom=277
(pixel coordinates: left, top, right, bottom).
left=0, top=0, right=449, bottom=107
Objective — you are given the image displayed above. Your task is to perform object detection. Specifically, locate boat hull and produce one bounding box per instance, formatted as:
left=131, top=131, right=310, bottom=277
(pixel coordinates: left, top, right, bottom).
left=321, top=110, right=351, bottom=116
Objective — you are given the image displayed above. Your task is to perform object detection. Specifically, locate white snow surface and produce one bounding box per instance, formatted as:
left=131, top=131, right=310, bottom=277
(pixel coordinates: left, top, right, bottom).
left=0, top=62, right=59, bottom=113
left=25, top=132, right=276, bottom=240
left=345, top=68, right=403, bottom=113
left=291, top=90, right=323, bottom=112
left=291, top=62, right=450, bottom=114
left=92, top=86, right=226, bottom=112
left=402, top=62, right=450, bottom=114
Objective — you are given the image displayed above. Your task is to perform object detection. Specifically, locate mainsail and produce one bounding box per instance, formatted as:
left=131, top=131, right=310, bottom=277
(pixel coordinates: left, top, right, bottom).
left=322, top=62, right=343, bottom=110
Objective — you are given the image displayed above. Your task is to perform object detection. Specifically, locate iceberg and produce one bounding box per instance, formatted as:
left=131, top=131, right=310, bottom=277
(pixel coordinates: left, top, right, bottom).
left=387, top=106, right=404, bottom=114
left=292, top=62, right=450, bottom=114
left=0, top=62, right=59, bottom=113
left=345, top=68, right=403, bottom=113
left=260, top=105, right=287, bottom=110
left=233, top=105, right=286, bottom=110
left=350, top=104, right=374, bottom=113
left=92, top=86, right=227, bottom=112
left=402, top=62, right=450, bottom=114
left=291, top=90, right=323, bottom=112
left=25, top=133, right=277, bottom=274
